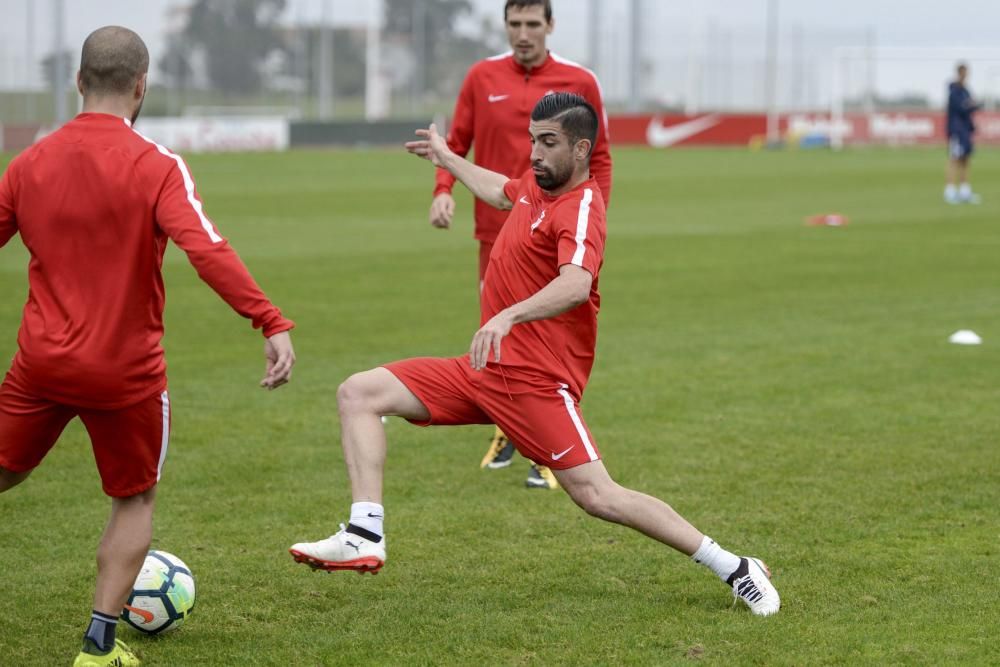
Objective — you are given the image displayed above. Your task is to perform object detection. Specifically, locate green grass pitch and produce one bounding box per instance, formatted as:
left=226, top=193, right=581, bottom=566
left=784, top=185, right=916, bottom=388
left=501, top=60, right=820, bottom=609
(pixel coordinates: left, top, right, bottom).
left=1, top=145, right=999, bottom=665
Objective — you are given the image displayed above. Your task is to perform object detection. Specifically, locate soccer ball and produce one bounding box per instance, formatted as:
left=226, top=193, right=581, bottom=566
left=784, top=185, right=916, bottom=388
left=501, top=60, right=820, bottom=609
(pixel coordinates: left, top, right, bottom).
left=120, top=550, right=196, bottom=635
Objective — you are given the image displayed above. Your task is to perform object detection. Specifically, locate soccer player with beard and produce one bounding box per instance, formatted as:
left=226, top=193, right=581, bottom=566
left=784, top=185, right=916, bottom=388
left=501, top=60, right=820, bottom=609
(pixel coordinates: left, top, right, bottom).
left=0, top=26, right=295, bottom=666
left=429, top=0, right=613, bottom=489
left=290, top=94, right=780, bottom=618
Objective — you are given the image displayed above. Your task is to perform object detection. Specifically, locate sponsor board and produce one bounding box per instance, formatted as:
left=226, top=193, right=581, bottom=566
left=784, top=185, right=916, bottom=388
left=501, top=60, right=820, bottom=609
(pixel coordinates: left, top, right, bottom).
left=134, top=117, right=290, bottom=152
left=609, top=112, right=1000, bottom=147
left=611, top=113, right=766, bottom=146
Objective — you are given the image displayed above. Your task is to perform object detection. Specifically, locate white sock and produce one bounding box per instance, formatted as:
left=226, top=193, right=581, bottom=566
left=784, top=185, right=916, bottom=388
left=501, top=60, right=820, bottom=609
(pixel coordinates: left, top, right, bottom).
left=691, top=535, right=742, bottom=582
left=348, top=502, right=384, bottom=538
left=945, top=184, right=958, bottom=200
left=959, top=182, right=972, bottom=199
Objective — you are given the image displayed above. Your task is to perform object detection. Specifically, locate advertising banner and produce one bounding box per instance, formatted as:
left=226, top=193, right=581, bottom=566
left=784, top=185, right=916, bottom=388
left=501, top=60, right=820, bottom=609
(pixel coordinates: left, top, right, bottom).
left=609, top=112, right=1000, bottom=147
left=134, top=117, right=290, bottom=153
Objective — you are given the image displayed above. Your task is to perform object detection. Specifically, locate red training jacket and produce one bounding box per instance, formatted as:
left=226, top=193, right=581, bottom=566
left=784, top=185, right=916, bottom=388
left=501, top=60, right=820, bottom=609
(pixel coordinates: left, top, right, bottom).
left=434, top=51, right=613, bottom=244
left=0, top=113, right=294, bottom=409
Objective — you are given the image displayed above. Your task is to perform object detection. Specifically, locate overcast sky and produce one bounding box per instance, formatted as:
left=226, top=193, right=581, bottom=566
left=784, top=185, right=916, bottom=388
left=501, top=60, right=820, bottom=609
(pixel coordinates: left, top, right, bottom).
left=2, top=0, right=999, bottom=108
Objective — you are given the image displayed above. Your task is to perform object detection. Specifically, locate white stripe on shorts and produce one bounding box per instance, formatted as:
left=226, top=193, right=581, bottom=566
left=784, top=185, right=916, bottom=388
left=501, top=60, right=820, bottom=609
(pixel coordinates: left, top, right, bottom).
left=557, top=384, right=598, bottom=462
left=156, top=391, right=170, bottom=481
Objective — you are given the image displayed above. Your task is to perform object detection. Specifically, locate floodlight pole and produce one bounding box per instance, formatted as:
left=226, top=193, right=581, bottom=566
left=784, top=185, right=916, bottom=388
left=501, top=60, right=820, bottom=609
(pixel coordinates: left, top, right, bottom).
left=26, top=0, right=36, bottom=120
left=864, top=28, right=877, bottom=117
left=317, top=0, right=334, bottom=120
left=830, top=47, right=845, bottom=151
left=293, top=5, right=306, bottom=119
left=52, top=0, right=68, bottom=124
left=627, top=0, right=642, bottom=112
left=764, top=0, right=780, bottom=144
left=365, top=0, right=386, bottom=120
left=411, top=0, right=426, bottom=114
left=588, top=0, right=600, bottom=74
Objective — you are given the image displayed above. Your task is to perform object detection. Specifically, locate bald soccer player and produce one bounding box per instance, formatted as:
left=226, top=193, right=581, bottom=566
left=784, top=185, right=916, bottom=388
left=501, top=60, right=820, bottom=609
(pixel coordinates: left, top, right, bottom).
left=0, top=27, right=295, bottom=666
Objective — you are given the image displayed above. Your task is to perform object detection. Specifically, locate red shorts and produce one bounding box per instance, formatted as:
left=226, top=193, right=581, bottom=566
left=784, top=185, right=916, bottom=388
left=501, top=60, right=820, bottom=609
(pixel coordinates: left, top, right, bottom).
left=383, top=356, right=601, bottom=469
left=0, top=371, right=170, bottom=497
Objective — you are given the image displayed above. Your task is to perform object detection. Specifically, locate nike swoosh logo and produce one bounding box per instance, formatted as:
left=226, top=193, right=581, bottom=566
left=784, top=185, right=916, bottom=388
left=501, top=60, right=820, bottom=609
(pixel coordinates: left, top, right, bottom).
left=488, top=94, right=510, bottom=103
left=124, top=604, right=155, bottom=624
left=519, top=196, right=529, bottom=205
left=551, top=445, right=574, bottom=461
left=646, top=114, right=721, bottom=148
left=367, top=513, right=383, bottom=519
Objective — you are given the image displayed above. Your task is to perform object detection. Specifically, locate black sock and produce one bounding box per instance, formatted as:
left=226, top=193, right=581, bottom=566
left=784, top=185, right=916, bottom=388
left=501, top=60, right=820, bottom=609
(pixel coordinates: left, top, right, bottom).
left=82, top=610, right=118, bottom=655
left=725, top=558, right=749, bottom=586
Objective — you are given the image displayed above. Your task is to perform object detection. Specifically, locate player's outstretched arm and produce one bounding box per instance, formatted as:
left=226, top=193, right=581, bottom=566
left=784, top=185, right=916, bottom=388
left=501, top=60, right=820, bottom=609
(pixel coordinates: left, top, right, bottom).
left=469, top=264, right=593, bottom=371
left=406, top=124, right=512, bottom=210
left=154, top=157, right=296, bottom=376
left=261, top=331, right=295, bottom=390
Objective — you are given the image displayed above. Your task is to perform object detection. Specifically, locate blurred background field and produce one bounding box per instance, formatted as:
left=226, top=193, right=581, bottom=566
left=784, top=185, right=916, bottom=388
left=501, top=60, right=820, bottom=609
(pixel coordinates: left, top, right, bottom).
left=3, top=0, right=1000, bottom=124
left=1, top=145, right=998, bottom=664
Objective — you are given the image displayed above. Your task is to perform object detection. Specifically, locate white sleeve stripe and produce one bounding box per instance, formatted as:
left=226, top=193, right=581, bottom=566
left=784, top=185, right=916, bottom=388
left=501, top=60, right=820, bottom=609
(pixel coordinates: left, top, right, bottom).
left=571, top=188, right=594, bottom=266
left=128, top=121, right=223, bottom=244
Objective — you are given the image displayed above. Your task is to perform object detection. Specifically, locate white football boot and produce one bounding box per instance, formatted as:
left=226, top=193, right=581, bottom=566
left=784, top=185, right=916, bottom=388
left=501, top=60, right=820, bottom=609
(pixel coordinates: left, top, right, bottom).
left=730, top=557, right=781, bottom=616
left=289, top=524, right=386, bottom=574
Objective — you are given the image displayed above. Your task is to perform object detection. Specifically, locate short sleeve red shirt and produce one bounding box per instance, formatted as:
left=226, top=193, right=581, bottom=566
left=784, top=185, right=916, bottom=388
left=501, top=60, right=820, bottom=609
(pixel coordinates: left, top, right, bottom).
left=481, top=170, right=607, bottom=398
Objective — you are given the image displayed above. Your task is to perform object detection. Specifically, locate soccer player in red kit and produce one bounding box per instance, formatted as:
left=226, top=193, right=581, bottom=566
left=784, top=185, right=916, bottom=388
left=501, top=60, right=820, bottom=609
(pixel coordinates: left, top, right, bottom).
left=290, top=94, right=780, bottom=617
left=0, top=27, right=295, bottom=666
left=430, top=0, right=613, bottom=488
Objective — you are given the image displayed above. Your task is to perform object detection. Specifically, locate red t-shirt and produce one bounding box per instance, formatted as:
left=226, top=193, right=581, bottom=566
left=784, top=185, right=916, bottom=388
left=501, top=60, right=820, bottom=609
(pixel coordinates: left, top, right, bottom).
left=434, top=51, right=613, bottom=244
left=0, top=112, right=293, bottom=409
left=482, top=170, right=607, bottom=398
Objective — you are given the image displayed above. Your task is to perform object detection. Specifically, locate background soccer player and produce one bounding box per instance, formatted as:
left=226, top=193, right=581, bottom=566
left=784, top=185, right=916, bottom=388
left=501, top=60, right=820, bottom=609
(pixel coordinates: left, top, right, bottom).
left=944, top=62, right=982, bottom=204
left=0, top=26, right=295, bottom=667
left=290, top=94, right=779, bottom=618
left=428, top=0, right=613, bottom=489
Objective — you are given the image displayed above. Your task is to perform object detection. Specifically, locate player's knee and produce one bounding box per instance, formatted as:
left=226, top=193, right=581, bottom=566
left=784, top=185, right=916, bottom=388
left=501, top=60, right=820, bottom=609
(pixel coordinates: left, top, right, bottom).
left=566, top=480, right=619, bottom=521
left=337, top=371, right=379, bottom=416
left=127, top=485, right=157, bottom=506
left=110, top=485, right=157, bottom=517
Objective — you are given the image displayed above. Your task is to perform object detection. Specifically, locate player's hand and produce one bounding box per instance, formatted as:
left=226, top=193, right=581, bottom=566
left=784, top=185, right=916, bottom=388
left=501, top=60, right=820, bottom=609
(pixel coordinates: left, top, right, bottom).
left=429, top=193, right=455, bottom=229
left=405, top=123, right=450, bottom=167
left=261, top=331, right=295, bottom=390
left=469, top=311, right=515, bottom=371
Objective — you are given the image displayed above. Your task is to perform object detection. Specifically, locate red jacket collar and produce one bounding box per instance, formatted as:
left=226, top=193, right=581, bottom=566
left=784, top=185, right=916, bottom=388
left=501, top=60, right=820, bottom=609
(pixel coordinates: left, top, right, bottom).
left=508, top=50, right=552, bottom=77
